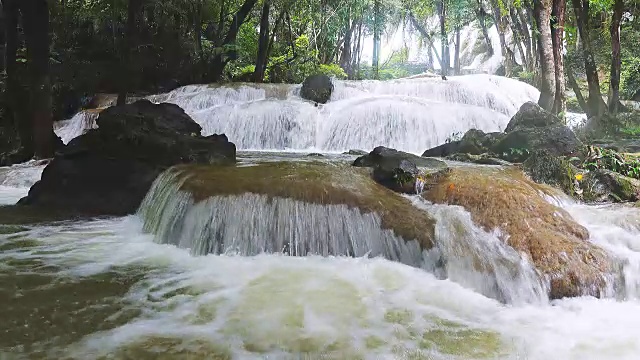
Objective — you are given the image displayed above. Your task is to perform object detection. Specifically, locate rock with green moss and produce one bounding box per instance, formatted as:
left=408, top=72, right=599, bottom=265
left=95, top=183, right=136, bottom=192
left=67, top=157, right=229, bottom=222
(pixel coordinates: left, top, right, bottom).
left=522, top=150, right=579, bottom=196
left=582, top=169, right=640, bottom=202
left=446, top=153, right=512, bottom=166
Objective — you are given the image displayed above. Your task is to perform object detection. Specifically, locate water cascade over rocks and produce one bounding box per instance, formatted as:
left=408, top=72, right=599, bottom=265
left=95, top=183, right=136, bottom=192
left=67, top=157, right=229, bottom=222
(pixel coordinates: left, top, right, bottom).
left=55, top=74, right=540, bottom=153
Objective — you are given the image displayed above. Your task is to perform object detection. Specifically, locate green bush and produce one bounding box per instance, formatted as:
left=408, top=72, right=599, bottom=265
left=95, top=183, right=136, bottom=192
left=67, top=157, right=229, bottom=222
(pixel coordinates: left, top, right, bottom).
left=316, top=64, right=348, bottom=79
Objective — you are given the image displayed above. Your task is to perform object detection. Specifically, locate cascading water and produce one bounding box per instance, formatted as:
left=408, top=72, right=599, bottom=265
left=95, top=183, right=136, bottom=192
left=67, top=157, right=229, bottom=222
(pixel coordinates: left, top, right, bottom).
left=137, top=165, right=549, bottom=305
left=54, top=74, right=540, bottom=153
left=0, top=161, right=46, bottom=205
left=54, top=110, right=100, bottom=144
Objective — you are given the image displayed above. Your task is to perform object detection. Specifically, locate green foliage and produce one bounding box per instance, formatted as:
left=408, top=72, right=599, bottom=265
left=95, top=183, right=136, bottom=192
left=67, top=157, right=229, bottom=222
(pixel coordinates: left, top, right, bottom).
left=317, top=64, right=348, bottom=80
left=621, top=57, right=640, bottom=100
left=583, top=148, right=640, bottom=180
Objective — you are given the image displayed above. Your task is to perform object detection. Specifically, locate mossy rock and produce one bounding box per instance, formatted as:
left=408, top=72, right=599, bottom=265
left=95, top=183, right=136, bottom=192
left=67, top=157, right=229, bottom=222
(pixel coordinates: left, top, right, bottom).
left=170, top=161, right=435, bottom=249
left=522, top=149, right=579, bottom=196
left=422, top=166, right=616, bottom=299
left=582, top=169, right=640, bottom=202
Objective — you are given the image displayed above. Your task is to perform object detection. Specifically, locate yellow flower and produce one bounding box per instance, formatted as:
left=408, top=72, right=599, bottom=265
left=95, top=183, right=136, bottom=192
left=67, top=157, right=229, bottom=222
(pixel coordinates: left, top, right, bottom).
left=575, top=174, right=583, bottom=181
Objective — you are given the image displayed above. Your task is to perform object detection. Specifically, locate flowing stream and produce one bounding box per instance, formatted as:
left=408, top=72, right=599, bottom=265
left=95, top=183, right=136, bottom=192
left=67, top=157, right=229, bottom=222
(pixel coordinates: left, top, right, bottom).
left=4, top=76, right=640, bottom=359
left=2, top=152, right=640, bottom=359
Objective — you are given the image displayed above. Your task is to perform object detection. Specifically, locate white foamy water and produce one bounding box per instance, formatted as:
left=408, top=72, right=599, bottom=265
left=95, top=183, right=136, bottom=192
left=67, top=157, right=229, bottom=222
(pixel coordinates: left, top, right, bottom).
left=54, top=75, right=539, bottom=153
left=2, top=214, right=640, bottom=359
left=0, top=161, right=46, bottom=205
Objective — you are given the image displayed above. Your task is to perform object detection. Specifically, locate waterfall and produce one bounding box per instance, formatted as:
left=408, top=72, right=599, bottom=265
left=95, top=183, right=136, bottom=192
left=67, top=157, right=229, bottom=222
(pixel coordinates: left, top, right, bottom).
left=54, top=110, right=99, bottom=144
left=137, top=165, right=552, bottom=304
left=411, top=198, right=548, bottom=305
left=55, top=75, right=539, bottom=153
left=138, top=168, right=425, bottom=267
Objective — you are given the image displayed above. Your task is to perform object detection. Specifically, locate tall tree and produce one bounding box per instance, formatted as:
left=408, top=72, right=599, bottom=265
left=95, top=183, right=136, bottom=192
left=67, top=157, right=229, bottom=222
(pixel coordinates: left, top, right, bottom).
left=608, top=0, right=624, bottom=114
left=437, top=0, right=450, bottom=76
left=571, top=0, right=606, bottom=117
left=534, top=0, right=556, bottom=111
left=551, top=0, right=566, bottom=115
left=373, top=0, right=381, bottom=79
left=253, top=0, right=271, bottom=82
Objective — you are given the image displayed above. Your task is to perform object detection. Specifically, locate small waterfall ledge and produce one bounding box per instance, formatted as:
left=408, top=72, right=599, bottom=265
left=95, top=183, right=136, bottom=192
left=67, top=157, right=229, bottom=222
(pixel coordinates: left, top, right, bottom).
left=137, top=162, right=435, bottom=267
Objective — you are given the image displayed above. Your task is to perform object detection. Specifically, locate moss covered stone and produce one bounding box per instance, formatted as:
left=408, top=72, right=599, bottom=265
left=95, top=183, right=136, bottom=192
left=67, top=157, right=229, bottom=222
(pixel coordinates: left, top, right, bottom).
left=422, top=166, right=616, bottom=299
left=173, top=161, right=435, bottom=249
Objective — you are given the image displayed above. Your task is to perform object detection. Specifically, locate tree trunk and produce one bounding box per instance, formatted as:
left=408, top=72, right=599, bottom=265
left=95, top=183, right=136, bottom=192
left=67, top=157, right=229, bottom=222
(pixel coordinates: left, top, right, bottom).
left=253, top=0, right=270, bottom=83
left=571, top=0, right=606, bottom=117
left=509, top=7, right=527, bottom=69
left=372, top=0, right=381, bottom=79
left=490, top=0, right=511, bottom=76
left=194, top=0, right=205, bottom=81
left=118, top=0, right=143, bottom=105
left=516, top=6, right=533, bottom=71
left=477, top=1, right=494, bottom=56
left=608, top=0, right=623, bottom=114
left=408, top=12, right=443, bottom=70
left=454, top=27, right=461, bottom=75
left=339, top=19, right=354, bottom=76
left=21, top=0, right=53, bottom=158
left=533, top=0, right=556, bottom=111
left=567, top=69, right=589, bottom=114
left=551, top=0, right=566, bottom=116
left=211, top=0, right=258, bottom=81
left=437, top=0, right=449, bottom=76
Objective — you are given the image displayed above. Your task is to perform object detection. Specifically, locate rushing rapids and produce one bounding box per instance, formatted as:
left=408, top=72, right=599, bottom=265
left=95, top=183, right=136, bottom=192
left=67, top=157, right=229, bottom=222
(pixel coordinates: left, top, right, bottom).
left=55, top=74, right=539, bottom=153
left=2, top=156, right=640, bottom=359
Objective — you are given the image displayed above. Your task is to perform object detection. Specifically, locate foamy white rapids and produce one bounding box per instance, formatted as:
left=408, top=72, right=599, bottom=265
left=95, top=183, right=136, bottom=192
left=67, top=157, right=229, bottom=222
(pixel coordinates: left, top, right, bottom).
left=0, top=161, right=45, bottom=205
left=54, top=110, right=99, bottom=144
left=2, top=216, right=640, bottom=359
left=55, top=75, right=538, bottom=153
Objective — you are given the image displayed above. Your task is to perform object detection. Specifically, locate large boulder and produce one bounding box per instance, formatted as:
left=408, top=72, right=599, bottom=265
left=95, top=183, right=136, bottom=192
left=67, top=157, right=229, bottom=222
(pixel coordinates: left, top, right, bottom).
left=422, top=130, right=503, bottom=158
left=492, top=102, right=584, bottom=158
left=353, top=146, right=447, bottom=193
left=422, top=166, right=618, bottom=299
left=18, top=100, right=236, bottom=216
left=300, top=74, right=334, bottom=104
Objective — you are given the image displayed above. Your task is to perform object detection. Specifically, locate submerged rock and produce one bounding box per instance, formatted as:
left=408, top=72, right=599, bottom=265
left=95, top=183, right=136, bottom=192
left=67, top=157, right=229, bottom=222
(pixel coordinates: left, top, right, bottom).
left=422, top=166, right=617, bottom=299
left=343, top=149, right=368, bottom=156
left=353, top=146, right=447, bottom=194
left=300, top=74, right=333, bottom=104
left=18, top=100, right=236, bottom=216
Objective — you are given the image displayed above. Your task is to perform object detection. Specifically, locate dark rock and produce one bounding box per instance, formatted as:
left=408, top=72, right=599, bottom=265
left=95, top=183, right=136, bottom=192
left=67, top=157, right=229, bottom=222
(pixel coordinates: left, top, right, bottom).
left=504, top=102, right=562, bottom=133
left=18, top=100, right=236, bottom=216
left=343, top=149, right=368, bottom=156
left=354, top=146, right=447, bottom=169
left=306, top=153, right=325, bottom=157
left=493, top=123, right=583, bottom=159
left=372, top=159, right=422, bottom=194
left=300, top=74, right=334, bottom=104
left=446, top=153, right=512, bottom=166
left=422, top=130, right=504, bottom=158
left=353, top=146, right=447, bottom=194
